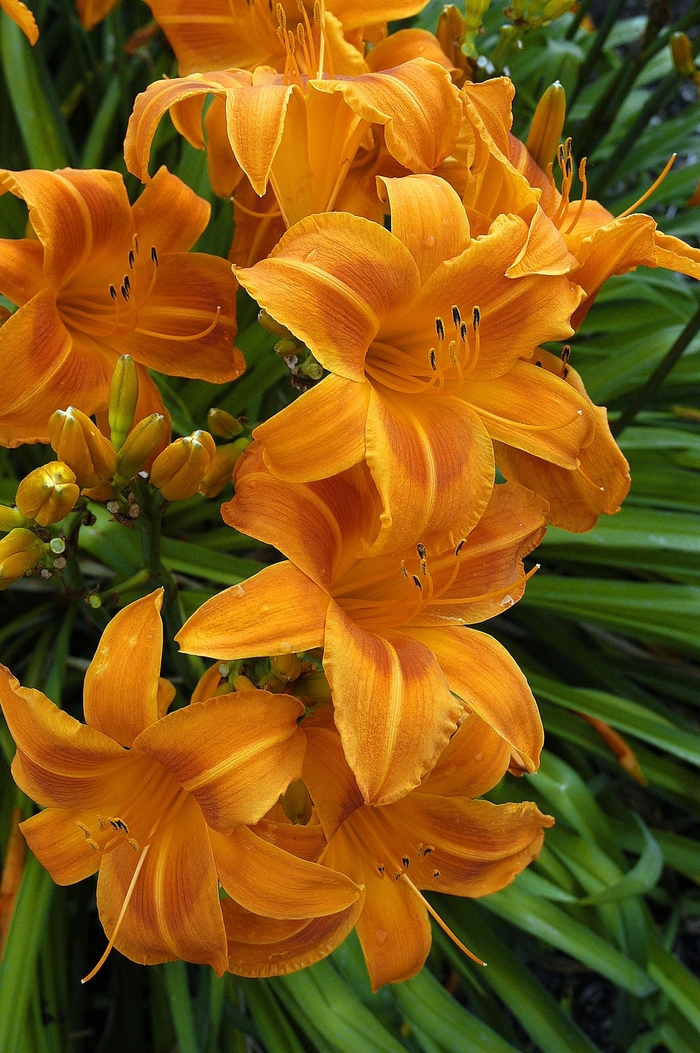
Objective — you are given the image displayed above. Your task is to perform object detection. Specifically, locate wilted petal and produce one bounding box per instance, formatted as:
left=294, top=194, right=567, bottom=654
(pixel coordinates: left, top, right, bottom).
left=176, top=562, right=329, bottom=659
left=97, top=794, right=228, bottom=972
left=83, top=590, right=164, bottom=747
left=211, top=825, right=361, bottom=919
left=134, top=690, right=305, bottom=831
left=404, top=626, right=543, bottom=773
left=324, top=605, right=462, bottom=805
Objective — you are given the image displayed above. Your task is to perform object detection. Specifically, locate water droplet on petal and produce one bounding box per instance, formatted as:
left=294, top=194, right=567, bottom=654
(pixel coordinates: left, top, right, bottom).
left=424, top=235, right=435, bottom=247
left=234, top=584, right=246, bottom=597
left=279, top=641, right=292, bottom=653
left=375, top=929, right=387, bottom=945
left=500, top=594, right=514, bottom=608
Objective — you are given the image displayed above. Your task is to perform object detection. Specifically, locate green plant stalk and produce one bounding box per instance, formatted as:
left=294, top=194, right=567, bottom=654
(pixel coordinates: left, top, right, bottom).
left=570, top=0, right=627, bottom=105
left=612, top=298, right=700, bottom=437
left=565, top=0, right=593, bottom=40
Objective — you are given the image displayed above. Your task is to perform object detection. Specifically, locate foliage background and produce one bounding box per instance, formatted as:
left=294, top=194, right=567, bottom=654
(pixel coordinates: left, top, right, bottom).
left=1, top=1, right=700, bottom=1051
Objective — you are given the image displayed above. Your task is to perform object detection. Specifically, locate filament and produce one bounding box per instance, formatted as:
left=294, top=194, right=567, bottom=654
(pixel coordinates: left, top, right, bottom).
left=400, top=873, right=486, bottom=967
left=617, top=154, right=676, bottom=219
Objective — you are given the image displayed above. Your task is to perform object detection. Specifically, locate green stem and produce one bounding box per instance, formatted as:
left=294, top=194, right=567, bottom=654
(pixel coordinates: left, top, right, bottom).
left=570, top=0, right=627, bottom=106
left=612, top=298, right=700, bottom=438
left=565, top=0, right=592, bottom=40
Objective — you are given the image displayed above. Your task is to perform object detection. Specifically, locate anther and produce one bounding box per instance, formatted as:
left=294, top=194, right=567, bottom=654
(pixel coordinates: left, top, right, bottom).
left=451, top=305, right=461, bottom=327
left=150, top=246, right=159, bottom=266
left=123, top=274, right=131, bottom=294
left=127, top=838, right=140, bottom=852
left=128, top=250, right=135, bottom=268
left=412, top=575, right=423, bottom=590
left=429, top=348, right=437, bottom=371
left=77, top=822, right=91, bottom=837
left=109, top=285, right=117, bottom=300
left=400, top=559, right=408, bottom=578
left=472, top=306, right=481, bottom=329
left=120, top=285, right=129, bottom=301
left=417, top=542, right=427, bottom=560
left=424, top=846, right=434, bottom=855
left=377, top=864, right=385, bottom=875
left=86, top=838, right=100, bottom=851
left=402, top=856, right=410, bottom=868
left=97, top=816, right=107, bottom=831
left=435, top=316, right=445, bottom=341
left=433, top=869, right=440, bottom=878
left=460, top=321, right=467, bottom=343
left=455, top=539, right=466, bottom=556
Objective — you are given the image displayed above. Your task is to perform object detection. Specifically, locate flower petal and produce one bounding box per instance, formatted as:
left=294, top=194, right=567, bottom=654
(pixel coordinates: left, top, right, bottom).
left=224, top=441, right=377, bottom=589
left=2, top=0, right=39, bottom=43
left=302, top=716, right=364, bottom=841
left=324, top=606, right=463, bottom=805
left=96, top=793, right=228, bottom=972
left=134, top=689, right=306, bottom=831
left=328, top=0, right=432, bottom=29
left=19, top=807, right=101, bottom=885
left=366, top=28, right=455, bottom=73
left=222, top=895, right=363, bottom=977
left=235, top=211, right=419, bottom=382
left=570, top=213, right=657, bottom=327
left=0, top=291, right=114, bottom=447
left=404, top=626, right=543, bottom=772
left=654, top=229, right=700, bottom=280
left=0, top=237, right=44, bottom=306
left=377, top=174, right=470, bottom=284
left=421, top=710, right=511, bottom=798
left=176, top=562, right=329, bottom=659
left=131, top=165, right=210, bottom=253
left=83, top=590, right=164, bottom=747
left=225, top=79, right=293, bottom=197
left=251, top=376, right=369, bottom=485
left=390, top=794, right=552, bottom=896
left=364, top=384, right=494, bottom=556
left=211, top=825, right=361, bottom=919
left=0, top=168, right=133, bottom=293
left=505, top=206, right=579, bottom=278
left=0, top=666, right=125, bottom=809
left=465, top=358, right=594, bottom=469
left=146, top=0, right=280, bottom=76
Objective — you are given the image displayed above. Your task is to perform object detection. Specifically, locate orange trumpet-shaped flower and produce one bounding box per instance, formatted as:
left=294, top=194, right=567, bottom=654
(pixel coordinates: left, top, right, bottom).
left=125, top=51, right=462, bottom=229
left=1, top=0, right=38, bottom=44
left=0, top=165, right=243, bottom=448
left=145, top=0, right=433, bottom=77
left=235, top=174, right=589, bottom=555
left=0, top=591, right=359, bottom=974
left=176, top=444, right=547, bottom=807
left=224, top=709, right=553, bottom=988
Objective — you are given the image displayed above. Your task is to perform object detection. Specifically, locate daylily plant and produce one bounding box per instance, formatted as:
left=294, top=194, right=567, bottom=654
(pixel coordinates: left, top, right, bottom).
left=0, top=166, right=242, bottom=447
left=0, top=591, right=360, bottom=975
left=176, top=444, right=547, bottom=806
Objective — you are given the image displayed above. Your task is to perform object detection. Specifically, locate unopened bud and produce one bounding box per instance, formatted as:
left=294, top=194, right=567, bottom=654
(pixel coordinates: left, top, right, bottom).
left=294, top=668, right=332, bottom=704
left=274, top=338, right=300, bottom=357
left=279, top=779, right=313, bottom=825
left=270, top=653, right=302, bottom=683
left=48, top=408, right=118, bottom=488
left=258, top=309, right=293, bottom=338
left=198, top=437, right=250, bottom=498
left=232, top=674, right=257, bottom=692
left=207, top=408, right=243, bottom=439
left=151, top=430, right=216, bottom=501
left=0, top=529, right=44, bottom=589
left=506, top=0, right=574, bottom=27
left=300, top=356, right=323, bottom=381
left=116, top=414, right=166, bottom=481
left=258, top=672, right=290, bottom=694
left=108, top=355, right=140, bottom=451
left=49, top=538, right=66, bottom=554
left=526, top=81, right=567, bottom=170
left=437, top=5, right=470, bottom=78
left=0, top=506, right=28, bottom=531
left=15, top=462, right=80, bottom=527
left=670, top=33, right=696, bottom=76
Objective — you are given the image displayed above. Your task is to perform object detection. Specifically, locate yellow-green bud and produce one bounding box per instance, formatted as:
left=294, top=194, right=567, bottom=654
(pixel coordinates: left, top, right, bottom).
left=48, top=408, right=118, bottom=488
left=232, top=674, right=257, bottom=692
left=670, top=33, right=696, bottom=76
left=526, top=81, right=567, bottom=170
left=294, top=668, right=332, bottom=705
left=279, top=779, right=313, bottom=825
left=15, top=462, right=80, bottom=527
left=151, top=430, right=216, bottom=501
left=0, top=506, right=28, bottom=531
left=258, top=309, right=293, bottom=338
left=198, top=438, right=250, bottom=498
left=506, top=0, right=574, bottom=27
left=270, top=653, right=302, bottom=682
left=116, top=414, right=166, bottom=481
left=108, top=355, right=140, bottom=452
left=0, top=528, right=44, bottom=589
left=258, top=672, right=290, bottom=694
left=207, top=407, right=243, bottom=439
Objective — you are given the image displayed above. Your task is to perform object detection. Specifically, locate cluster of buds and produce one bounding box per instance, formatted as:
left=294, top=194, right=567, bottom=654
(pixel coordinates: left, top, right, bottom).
left=210, top=652, right=332, bottom=708
left=671, top=33, right=700, bottom=99
left=504, top=0, right=575, bottom=28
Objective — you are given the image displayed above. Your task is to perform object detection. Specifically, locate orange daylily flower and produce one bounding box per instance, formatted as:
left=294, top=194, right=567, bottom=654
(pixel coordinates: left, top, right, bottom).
left=76, top=0, right=119, bottom=31
left=176, top=444, right=547, bottom=807
left=225, top=709, right=553, bottom=988
left=144, top=0, right=432, bottom=77
left=124, top=50, right=462, bottom=230
left=235, top=173, right=589, bottom=555
left=0, top=165, right=242, bottom=448
left=1, top=0, right=38, bottom=44
left=0, top=591, right=359, bottom=975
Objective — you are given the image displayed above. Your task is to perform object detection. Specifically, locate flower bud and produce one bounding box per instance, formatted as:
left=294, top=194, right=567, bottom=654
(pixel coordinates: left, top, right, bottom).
left=258, top=309, right=293, bottom=338
left=207, top=408, right=243, bottom=439
left=15, top=462, right=80, bottom=527
left=279, top=779, right=313, bottom=825
left=116, top=414, right=166, bottom=481
left=294, top=668, right=332, bottom=705
left=0, top=506, right=28, bottom=531
left=437, top=5, right=470, bottom=77
left=151, top=430, right=216, bottom=501
left=270, top=653, right=302, bottom=683
left=198, top=438, right=250, bottom=498
left=108, top=355, right=140, bottom=452
left=0, top=529, right=44, bottom=589
left=48, top=408, right=118, bottom=488
left=526, top=81, right=567, bottom=170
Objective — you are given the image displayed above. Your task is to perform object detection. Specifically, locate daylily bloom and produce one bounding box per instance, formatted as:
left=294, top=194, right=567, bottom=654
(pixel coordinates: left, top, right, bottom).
left=0, top=165, right=242, bottom=447
left=176, top=444, right=547, bottom=806
left=224, top=708, right=553, bottom=988
left=235, top=173, right=589, bottom=555
left=124, top=47, right=462, bottom=230
left=1, top=0, right=38, bottom=44
left=145, top=0, right=433, bottom=77
left=76, top=0, right=119, bottom=31
left=0, top=591, right=359, bottom=974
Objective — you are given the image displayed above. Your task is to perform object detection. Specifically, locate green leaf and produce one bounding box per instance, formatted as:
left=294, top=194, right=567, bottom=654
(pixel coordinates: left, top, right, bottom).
left=647, top=941, right=700, bottom=1035
left=162, top=961, right=200, bottom=1053
left=160, top=538, right=265, bottom=585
